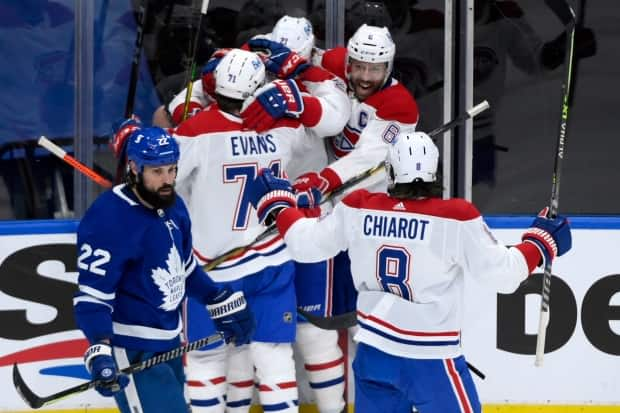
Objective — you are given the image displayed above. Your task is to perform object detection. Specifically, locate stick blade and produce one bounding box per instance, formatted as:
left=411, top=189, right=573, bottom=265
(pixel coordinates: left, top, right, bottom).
left=13, top=363, right=44, bottom=409
left=545, top=0, right=576, bottom=27
left=298, top=308, right=357, bottom=330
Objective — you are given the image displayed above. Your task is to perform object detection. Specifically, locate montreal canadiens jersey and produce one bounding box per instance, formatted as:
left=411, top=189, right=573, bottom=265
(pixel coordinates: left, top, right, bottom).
left=173, top=104, right=309, bottom=281
left=167, top=65, right=349, bottom=181
left=73, top=185, right=219, bottom=351
left=318, top=47, right=420, bottom=193
left=276, top=190, right=538, bottom=359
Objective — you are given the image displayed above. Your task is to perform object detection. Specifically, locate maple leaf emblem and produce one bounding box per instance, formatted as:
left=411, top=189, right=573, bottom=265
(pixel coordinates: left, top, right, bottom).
left=151, top=244, right=186, bottom=311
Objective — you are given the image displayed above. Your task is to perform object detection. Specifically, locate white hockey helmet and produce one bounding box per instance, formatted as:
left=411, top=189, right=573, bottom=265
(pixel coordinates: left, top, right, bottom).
left=386, top=131, right=439, bottom=185
left=271, top=15, right=315, bottom=60
left=214, top=49, right=266, bottom=100
left=347, top=24, right=395, bottom=80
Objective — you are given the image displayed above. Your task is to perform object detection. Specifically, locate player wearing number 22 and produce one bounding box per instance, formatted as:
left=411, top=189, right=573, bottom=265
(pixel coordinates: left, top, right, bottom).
left=73, top=128, right=254, bottom=413
left=249, top=131, right=573, bottom=413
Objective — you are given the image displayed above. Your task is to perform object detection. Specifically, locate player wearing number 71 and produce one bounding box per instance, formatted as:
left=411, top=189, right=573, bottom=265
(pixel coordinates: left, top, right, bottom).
left=248, top=131, right=573, bottom=413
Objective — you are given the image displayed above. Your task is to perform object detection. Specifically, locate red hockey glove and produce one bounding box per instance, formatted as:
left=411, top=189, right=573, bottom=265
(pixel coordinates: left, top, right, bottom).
left=201, top=48, right=231, bottom=98
left=292, top=171, right=334, bottom=195
left=110, top=115, right=141, bottom=159
left=295, top=187, right=323, bottom=218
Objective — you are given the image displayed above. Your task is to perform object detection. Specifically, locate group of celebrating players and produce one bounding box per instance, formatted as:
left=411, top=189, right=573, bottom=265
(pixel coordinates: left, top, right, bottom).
left=73, top=13, right=572, bottom=413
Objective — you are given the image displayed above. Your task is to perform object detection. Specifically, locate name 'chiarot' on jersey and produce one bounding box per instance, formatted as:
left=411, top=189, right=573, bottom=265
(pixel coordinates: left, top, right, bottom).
left=362, top=213, right=431, bottom=241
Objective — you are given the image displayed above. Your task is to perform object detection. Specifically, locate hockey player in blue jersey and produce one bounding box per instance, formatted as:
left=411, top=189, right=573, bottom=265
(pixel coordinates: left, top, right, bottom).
left=73, top=127, right=255, bottom=413
left=248, top=131, right=572, bottom=413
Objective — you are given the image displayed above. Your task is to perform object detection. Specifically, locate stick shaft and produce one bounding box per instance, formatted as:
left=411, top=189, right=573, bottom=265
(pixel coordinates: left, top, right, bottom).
left=535, top=1, right=576, bottom=367
left=203, top=101, right=490, bottom=271
left=13, top=333, right=223, bottom=408
left=182, top=0, right=210, bottom=121
left=124, top=0, right=148, bottom=117
left=38, top=136, right=112, bottom=188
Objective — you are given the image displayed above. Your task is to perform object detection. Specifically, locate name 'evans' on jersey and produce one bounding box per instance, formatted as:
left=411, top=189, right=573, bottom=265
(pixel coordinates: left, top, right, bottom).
left=231, top=134, right=277, bottom=156
left=363, top=213, right=431, bottom=241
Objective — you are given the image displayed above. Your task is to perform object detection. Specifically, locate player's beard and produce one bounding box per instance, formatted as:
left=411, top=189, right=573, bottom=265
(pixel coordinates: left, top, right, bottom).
left=135, top=180, right=176, bottom=209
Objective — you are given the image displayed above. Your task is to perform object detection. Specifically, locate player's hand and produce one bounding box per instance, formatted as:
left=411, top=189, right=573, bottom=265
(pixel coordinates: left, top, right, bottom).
left=84, top=342, right=129, bottom=397
left=521, top=207, right=572, bottom=266
left=293, top=171, right=332, bottom=195
left=201, top=48, right=231, bottom=99
left=207, top=288, right=255, bottom=346
left=248, top=168, right=296, bottom=225
left=248, top=38, right=310, bottom=79
left=296, top=187, right=323, bottom=218
left=241, top=79, right=304, bottom=132
left=110, top=115, right=142, bottom=159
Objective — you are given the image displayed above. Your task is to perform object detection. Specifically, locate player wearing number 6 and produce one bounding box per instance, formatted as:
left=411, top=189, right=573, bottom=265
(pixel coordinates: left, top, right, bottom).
left=248, top=131, right=572, bottom=413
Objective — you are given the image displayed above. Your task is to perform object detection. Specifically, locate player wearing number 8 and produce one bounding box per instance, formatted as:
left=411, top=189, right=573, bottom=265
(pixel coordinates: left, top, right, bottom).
left=249, top=131, right=572, bottom=413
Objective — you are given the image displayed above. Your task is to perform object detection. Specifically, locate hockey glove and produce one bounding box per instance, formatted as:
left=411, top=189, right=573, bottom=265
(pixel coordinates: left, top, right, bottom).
left=241, top=79, right=304, bottom=132
left=521, top=207, right=572, bottom=266
left=207, top=288, right=255, bottom=346
left=110, top=115, right=142, bottom=159
left=248, top=38, right=310, bottom=79
left=248, top=168, right=297, bottom=225
left=296, top=187, right=323, bottom=218
left=84, top=342, right=129, bottom=397
left=293, top=171, right=333, bottom=195
left=201, top=48, right=231, bottom=99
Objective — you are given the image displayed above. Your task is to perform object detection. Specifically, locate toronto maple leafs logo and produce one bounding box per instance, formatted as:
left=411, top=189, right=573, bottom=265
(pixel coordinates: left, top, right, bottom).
left=151, top=244, right=186, bottom=311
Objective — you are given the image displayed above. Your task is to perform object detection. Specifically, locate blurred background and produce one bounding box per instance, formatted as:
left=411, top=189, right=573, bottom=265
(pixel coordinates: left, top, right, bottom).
left=0, top=0, right=614, bottom=220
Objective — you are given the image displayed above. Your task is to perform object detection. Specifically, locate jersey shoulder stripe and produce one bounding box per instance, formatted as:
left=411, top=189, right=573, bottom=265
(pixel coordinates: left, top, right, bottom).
left=343, top=192, right=481, bottom=221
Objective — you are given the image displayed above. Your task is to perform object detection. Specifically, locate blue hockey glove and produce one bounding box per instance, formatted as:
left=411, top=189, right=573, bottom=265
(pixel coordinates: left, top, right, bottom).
left=522, top=207, right=572, bottom=266
left=84, top=342, right=129, bottom=397
left=296, top=187, right=323, bottom=218
left=248, top=38, right=310, bottom=79
left=248, top=168, right=297, bottom=225
left=241, top=79, right=304, bottom=132
left=207, top=288, right=255, bottom=346
left=110, top=115, right=142, bottom=159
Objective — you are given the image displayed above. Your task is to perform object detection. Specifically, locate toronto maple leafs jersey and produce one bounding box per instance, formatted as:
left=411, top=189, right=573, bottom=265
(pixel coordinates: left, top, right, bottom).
left=173, top=104, right=310, bottom=281
left=318, top=47, right=420, bottom=193
left=275, top=190, right=542, bottom=359
left=73, top=185, right=220, bottom=351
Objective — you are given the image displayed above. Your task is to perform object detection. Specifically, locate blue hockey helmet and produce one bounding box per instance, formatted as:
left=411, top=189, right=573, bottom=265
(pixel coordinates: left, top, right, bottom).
left=126, top=127, right=180, bottom=172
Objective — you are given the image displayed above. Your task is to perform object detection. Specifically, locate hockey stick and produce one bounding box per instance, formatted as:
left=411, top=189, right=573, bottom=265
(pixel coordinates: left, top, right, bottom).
left=323, top=100, right=490, bottom=201
left=181, top=0, right=210, bottom=121
left=535, top=0, right=576, bottom=367
left=202, top=100, right=490, bottom=272
left=38, top=136, right=112, bottom=188
left=12, top=332, right=223, bottom=409
left=114, top=0, right=150, bottom=184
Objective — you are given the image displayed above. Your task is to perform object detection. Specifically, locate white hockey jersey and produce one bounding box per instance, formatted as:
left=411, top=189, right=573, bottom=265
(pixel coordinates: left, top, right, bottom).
left=173, top=104, right=310, bottom=282
left=317, top=47, right=420, bottom=194
left=275, top=189, right=541, bottom=359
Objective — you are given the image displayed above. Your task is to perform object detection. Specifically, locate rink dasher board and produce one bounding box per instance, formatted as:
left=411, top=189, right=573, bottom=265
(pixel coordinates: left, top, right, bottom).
left=0, top=217, right=619, bottom=411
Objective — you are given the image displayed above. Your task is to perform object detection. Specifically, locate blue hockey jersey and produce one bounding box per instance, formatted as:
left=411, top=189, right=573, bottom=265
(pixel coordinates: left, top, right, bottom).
left=73, top=184, right=219, bottom=351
